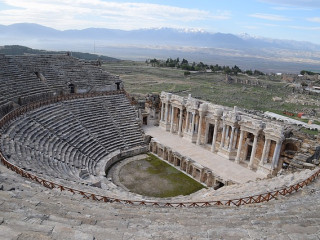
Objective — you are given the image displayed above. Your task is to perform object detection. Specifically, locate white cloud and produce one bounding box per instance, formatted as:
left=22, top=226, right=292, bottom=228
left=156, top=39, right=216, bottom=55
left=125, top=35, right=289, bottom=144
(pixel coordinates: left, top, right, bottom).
left=0, top=0, right=231, bottom=30
left=249, top=13, right=290, bottom=21
left=307, top=17, right=320, bottom=23
left=290, top=25, right=320, bottom=31
left=243, top=25, right=259, bottom=29
left=260, top=0, right=320, bottom=8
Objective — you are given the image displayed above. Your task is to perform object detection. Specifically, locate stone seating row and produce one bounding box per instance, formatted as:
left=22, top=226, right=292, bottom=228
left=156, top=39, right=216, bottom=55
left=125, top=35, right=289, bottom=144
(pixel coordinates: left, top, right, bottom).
left=10, top=115, right=106, bottom=175
left=97, top=95, right=143, bottom=149
left=2, top=133, right=147, bottom=201
left=0, top=54, right=123, bottom=113
left=63, top=100, right=126, bottom=153
left=1, top=94, right=145, bottom=188
left=186, top=167, right=318, bottom=202
left=10, top=55, right=117, bottom=91
left=0, top=57, right=53, bottom=105
left=2, top=138, right=80, bottom=182
left=1, top=158, right=320, bottom=240
left=3, top=123, right=94, bottom=175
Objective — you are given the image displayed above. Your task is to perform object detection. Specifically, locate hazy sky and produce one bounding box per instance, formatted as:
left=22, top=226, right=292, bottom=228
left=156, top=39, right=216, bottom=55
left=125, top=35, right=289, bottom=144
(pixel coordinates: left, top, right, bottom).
left=0, top=0, right=320, bottom=44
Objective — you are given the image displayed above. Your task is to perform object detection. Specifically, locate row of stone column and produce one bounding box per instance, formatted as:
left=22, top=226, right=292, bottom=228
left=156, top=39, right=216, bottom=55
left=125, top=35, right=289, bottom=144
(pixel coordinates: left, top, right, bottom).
left=160, top=102, right=283, bottom=171
left=161, top=102, right=184, bottom=136
left=220, top=124, right=238, bottom=151
left=205, top=121, right=283, bottom=170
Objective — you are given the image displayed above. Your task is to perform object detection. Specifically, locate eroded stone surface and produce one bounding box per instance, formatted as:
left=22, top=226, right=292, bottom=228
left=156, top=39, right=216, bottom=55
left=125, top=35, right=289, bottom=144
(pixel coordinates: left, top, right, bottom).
left=1, top=163, right=320, bottom=240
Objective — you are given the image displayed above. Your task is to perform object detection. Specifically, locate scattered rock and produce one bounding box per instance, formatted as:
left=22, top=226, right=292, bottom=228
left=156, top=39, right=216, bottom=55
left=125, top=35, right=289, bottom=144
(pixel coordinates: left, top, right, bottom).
left=272, top=96, right=282, bottom=102
left=302, top=162, right=315, bottom=170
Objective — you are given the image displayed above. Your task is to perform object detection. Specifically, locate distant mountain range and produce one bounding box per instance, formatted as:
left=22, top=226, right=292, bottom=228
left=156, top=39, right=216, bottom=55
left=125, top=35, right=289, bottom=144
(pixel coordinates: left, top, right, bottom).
left=1, top=23, right=320, bottom=73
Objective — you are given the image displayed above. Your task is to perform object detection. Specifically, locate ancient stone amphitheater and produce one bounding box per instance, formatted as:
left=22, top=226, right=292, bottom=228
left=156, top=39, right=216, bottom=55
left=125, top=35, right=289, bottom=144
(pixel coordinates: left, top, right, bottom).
left=0, top=54, right=319, bottom=240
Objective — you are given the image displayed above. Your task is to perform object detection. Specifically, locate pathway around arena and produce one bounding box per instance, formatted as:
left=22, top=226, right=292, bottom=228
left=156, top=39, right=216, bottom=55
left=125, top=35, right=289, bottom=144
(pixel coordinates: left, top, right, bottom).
left=144, top=126, right=266, bottom=184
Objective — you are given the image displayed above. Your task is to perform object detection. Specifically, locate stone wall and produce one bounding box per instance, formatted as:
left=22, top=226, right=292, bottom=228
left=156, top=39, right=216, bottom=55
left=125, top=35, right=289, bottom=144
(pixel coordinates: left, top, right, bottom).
left=225, top=74, right=270, bottom=88
left=149, top=139, right=234, bottom=188
left=101, top=146, right=148, bottom=176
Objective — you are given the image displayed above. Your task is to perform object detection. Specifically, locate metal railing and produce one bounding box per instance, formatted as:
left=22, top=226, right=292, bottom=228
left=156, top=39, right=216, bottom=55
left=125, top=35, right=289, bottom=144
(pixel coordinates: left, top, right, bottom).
left=0, top=91, right=319, bottom=207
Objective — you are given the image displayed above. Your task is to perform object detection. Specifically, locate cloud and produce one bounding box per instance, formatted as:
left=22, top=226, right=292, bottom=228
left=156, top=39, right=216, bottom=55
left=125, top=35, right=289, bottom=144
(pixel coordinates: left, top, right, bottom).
left=307, top=17, right=320, bottom=23
left=290, top=25, right=320, bottom=31
left=0, top=0, right=231, bottom=30
left=260, top=0, right=320, bottom=9
left=249, top=13, right=290, bottom=21
left=272, top=6, right=312, bottom=11
left=243, top=25, right=259, bottom=30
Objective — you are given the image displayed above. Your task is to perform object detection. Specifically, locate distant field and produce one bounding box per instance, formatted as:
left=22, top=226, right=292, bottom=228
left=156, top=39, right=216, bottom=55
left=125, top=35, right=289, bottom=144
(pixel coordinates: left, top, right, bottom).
left=103, top=61, right=318, bottom=114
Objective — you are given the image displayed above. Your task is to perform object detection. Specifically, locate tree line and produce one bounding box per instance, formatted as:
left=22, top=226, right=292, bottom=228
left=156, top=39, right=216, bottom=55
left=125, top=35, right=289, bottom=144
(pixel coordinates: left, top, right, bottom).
left=300, top=70, right=319, bottom=75
left=145, top=57, right=264, bottom=76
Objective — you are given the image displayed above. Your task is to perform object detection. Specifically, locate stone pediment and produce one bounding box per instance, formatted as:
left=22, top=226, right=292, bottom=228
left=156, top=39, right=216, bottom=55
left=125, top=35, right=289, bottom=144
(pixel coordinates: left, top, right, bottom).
left=186, top=98, right=200, bottom=111
left=223, top=107, right=241, bottom=125
left=171, top=95, right=186, bottom=107
left=199, top=103, right=208, bottom=112
left=160, top=91, right=172, bottom=101
left=239, top=116, right=265, bottom=134
left=264, top=122, right=285, bottom=141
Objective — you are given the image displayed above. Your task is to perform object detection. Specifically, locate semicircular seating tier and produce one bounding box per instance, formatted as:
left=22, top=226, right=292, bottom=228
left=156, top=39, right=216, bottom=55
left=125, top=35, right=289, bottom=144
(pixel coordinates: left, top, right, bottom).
left=0, top=54, right=121, bottom=118
left=1, top=94, right=146, bottom=188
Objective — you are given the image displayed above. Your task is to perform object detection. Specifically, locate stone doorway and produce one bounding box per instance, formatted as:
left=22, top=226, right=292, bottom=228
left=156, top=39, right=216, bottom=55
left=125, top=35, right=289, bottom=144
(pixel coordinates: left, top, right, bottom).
left=207, top=124, right=214, bottom=144
left=115, top=82, right=121, bottom=90
left=143, top=116, right=148, bottom=125
left=245, top=133, right=254, bottom=161
left=68, top=83, right=75, bottom=94
left=246, top=145, right=253, bottom=161
left=214, top=181, right=224, bottom=190
left=176, top=158, right=181, bottom=167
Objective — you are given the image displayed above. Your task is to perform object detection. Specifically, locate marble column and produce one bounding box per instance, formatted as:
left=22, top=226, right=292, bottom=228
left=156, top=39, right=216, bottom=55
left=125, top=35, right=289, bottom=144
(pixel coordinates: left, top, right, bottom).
left=235, top=130, right=244, bottom=163
left=185, top=111, right=189, bottom=132
left=232, top=128, right=238, bottom=149
left=260, top=139, right=270, bottom=165
left=271, top=140, right=282, bottom=170
left=248, top=134, right=258, bottom=169
left=228, top=126, right=235, bottom=152
left=211, top=119, right=219, bottom=152
left=178, top=107, right=183, bottom=136
left=196, top=113, right=204, bottom=145
left=220, top=124, right=226, bottom=148
left=264, top=140, right=271, bottom=164
left=224, top=125, right=230, bottom=149
left=164, top=102, right=169, bottom=125
left=161, top=102, right=165, bottom=121
left=170, top=106, right=175, bottom=133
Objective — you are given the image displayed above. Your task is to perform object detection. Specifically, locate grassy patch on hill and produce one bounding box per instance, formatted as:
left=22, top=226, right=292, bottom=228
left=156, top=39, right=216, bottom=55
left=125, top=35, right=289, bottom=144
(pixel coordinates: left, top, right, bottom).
left=301, top=128, right=319, bottom=136
left=103, top=61, right=319, bottom=114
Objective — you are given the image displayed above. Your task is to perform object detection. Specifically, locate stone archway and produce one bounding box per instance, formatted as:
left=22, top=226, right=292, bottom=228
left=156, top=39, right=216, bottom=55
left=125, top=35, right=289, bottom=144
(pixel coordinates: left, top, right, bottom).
left=207, top=124, right=214, bottom=144
left=280, top=140, right=299, bottom=161
left=68, top=83, right=75, bottom=94
left=245, top=133, right=255, bottom=161
left=176, top=158, right=181, bottom=167
left=188, top=165, right=194, bottom=175
left=181, top=161, right=187, bottom=171
left=201, top=172, right=208, bottom=183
